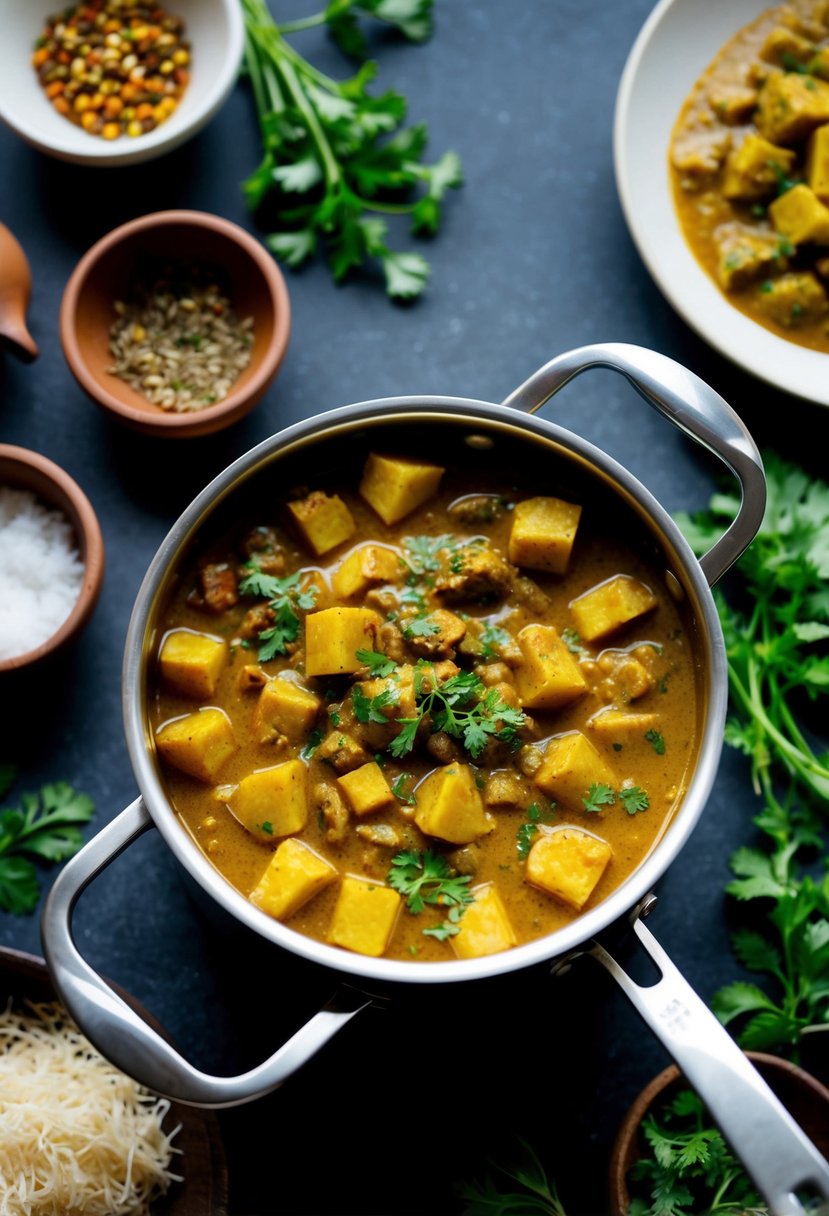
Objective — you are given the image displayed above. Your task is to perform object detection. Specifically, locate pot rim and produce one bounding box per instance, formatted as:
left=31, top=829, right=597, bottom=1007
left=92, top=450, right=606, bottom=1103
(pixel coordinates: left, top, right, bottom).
left=123, top=393, right=727, bottom=985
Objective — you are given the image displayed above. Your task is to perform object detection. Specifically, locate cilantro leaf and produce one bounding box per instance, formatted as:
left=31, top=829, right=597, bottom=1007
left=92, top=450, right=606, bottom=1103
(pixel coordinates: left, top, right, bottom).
left=516, top=821, right=538, bottom=860
left=387, top=850, right=473, bottom=931
left=356, top=648, right=398, bottom=677
left=582, top=783, right=615, bottom=813
left=352, top=684, right=398, bottom=724
left=239, top=559, right=317, bottom=662
left=0, top=781, right=94, bottom=915
left=619, top=785, right=650, bottom=815
left=644, top=728, right=665, bottom=756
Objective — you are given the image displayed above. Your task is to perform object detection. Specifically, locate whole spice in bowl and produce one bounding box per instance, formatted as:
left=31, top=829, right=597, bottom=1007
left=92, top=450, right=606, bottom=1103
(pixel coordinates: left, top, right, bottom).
left=109, top=262, right=254, bottom=412
left=32, top=0, right=190, bottom=141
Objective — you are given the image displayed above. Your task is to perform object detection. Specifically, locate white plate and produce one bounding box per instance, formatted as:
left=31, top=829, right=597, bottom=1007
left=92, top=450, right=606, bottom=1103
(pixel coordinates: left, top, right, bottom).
left=614, top=0, right=829, bottom=406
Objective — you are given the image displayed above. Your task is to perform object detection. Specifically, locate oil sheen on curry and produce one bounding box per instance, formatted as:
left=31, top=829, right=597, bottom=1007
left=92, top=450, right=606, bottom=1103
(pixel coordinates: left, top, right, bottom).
left=149, top=452, right=699, bottom=963
left=671, top=0, right=829, bottom=351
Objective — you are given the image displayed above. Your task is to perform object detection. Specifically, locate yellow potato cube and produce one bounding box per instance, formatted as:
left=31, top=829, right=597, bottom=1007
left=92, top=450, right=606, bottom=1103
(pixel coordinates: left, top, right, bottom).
left=155, top=708, right=237, bottom=783
left=722, top=134, right=796, bottom=201
left=705, top=83, right=758, bottom=125
left=451, top=884, right=517, bottom=959
left=332, top=544, right=402, bottom=599
left=587, top=708, right=660, bottom=737
left=713, top=222, right=789, bottom=290
left=359, top=453, right=445, bottom=525
left=158, top=629, right=227, bottom=700
left=526, top=828, right=613, bottom=910
left=513, top=624, right=588, bottom=710
left=807, top=124, right=829, bottom=202
left=337, top=762, right=395, bottom=817
left=228, top=759, right=308, bottom=843
left=755, top=271, right=828, bottom=326
left=250, top=838, right=338, bottom=921
left=414, top=764, right=494, bottom=844
left=533, top=731, right=617, bottom=809
left=508, top=495, right=582, bottom=574
left=569, top=575, right=657, bottom=642
left=253, top=677, right=321, bottom=744
left=304, top=607, right=382, bottom=677
left=327, top=876, right=401, bottom=957
left=769, top=184, right=829, bottom=244
left=287, top=491, right=356, bottom=556
left=759, top=26, right=814, bottom=68
left=756, top=72, right=829, bottom=144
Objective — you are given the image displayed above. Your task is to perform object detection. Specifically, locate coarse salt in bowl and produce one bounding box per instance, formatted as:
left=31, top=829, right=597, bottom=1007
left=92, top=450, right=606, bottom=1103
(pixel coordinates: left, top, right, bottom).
left=0, top=446, right=105, bottom=672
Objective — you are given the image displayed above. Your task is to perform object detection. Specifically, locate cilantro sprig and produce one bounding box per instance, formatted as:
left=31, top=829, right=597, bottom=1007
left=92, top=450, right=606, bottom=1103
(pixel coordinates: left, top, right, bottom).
left=388, top=848, right=473, bottom=938
left=582, top=783, right=649, bottom=815
left=0, top=776, right=95, bottom=915
left=238, top=560, right=318, bottom=661
left=459, top=1136, right=568, bottom=1216
left=241, top=0, right=462, bottom=298
left=389, top=662, right=525, bottom=760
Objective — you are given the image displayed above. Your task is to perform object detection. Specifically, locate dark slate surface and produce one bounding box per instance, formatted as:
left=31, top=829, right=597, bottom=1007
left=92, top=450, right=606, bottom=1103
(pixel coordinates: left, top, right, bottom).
left=1, top=2, right=828, bottom=1214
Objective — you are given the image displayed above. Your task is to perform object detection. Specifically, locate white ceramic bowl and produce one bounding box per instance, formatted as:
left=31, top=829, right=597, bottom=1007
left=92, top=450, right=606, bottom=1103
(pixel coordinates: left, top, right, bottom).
left=615, top=0, right=829, bottom=408
left=0, top=0, right=244, bottom=166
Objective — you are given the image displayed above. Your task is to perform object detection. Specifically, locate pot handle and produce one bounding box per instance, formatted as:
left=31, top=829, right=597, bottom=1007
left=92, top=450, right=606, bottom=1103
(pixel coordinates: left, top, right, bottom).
left=562, top=895, right=829, bottom=1215
left=501, top=342, right=766, bottom=587
left=41, top=797, right=372, bottom=1108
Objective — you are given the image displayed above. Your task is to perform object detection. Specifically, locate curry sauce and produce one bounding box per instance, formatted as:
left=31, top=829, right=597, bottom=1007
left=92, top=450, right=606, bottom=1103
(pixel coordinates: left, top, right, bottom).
left=149, top=450, right=700, bottom=964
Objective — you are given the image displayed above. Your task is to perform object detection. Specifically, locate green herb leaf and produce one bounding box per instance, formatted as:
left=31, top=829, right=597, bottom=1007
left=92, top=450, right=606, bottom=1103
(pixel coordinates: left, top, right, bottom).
left=644, top=728, right=665, bottom=755
left=0, top=781, right=94, bottom=915
left=619, top=785, right=650, bottom=815
left=582, top=783, right=615, bottom=813
left=355, top=648, right=398, bottom=676
left=388, top=849, right=473, bottom=921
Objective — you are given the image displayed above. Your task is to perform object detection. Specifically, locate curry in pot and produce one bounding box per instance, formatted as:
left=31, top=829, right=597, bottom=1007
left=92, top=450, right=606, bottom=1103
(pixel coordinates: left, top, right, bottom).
left=149, top=443, right=700, bottom=963
left=671, top=0, right=829, bottom=351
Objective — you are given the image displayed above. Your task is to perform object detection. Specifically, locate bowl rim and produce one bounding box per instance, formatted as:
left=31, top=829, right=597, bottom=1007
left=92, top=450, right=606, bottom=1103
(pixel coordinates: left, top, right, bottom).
left=0, top=0, right=245, bottom=167
left=0, top=443, right=105, bottom=672
left=121, top=394, right=728, bottom=987
left=59, top=209, right=292, bottom=435
left=613, top=0, right=829, bottom=408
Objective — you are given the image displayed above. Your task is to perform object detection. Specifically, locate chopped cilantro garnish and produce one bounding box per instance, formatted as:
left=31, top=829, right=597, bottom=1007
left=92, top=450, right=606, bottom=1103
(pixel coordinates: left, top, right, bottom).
left=620, top=786, right=650, bottom=815
left=582, top=783, right=616, bottom=813
left=355, top=649, right=398, bottom=677
left=645, top=728, right=666, bottom=755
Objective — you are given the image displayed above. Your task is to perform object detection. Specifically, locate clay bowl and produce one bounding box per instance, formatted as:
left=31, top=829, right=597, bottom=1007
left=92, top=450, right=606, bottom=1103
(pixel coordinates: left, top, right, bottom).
left=608, top=1052, right=829, bottom=1214
left=60, top=211, right=292, bottom=439
left=0, top=946, right=227, bottom=1214
left=0, top=445, right=105, bottom=674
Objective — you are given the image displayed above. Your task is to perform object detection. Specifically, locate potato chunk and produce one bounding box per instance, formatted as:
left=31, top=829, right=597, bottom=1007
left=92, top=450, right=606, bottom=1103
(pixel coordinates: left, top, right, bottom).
left=526, top=828, right=612, bottom=910
left=721, top=134, right=796, bottom=201
left=359, top=453, right=444, bottom=525
left=713, top=222, right=789, bottom=290
left=287, top=491, right=356, bottom=556
left=808, top=124, right=829, bottom=202
left=769, top=184, right=829, bottom=244
left=228, top=759, right=308, bottom=842
left=414, top=764, right=494, bottom=844
left=327, top=876, right=401, bottom=957
left=451, top=884, right=517, bottom=959
left=754, top=271, right=829, bottom=326
left=508, top=495, right=582, bottom=574
left=533, top=731, right=617, bottom=809
left=337, top=762, right=396, bottom=817
left=253, top=677, right=321, bottom=743
left=158, top=630, right=227, bottom=700
left=587, top=708, right=660, bottom=737
left=331, top=544, right=402, bottom=599
left=250, top=838, right=338, bottom=920
left=513, top=623, right=588, bottom=710
left=756, top=72, right=829, bottom=144
left=569, top=575, right=657, bottom=642
left=304, top=607, right=382, bottom=676
left=156, top=708, right=237, bottom=783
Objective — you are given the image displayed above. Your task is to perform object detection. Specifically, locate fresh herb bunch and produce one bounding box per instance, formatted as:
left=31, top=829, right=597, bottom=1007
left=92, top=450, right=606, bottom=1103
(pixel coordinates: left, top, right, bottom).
left=238, top=559, right=319, bottom=661
left=676, top=452, right=829, bottom=806
left=388, top=848, right=473, bottom=939
left=241, top=0, right=462, bottom=298
left=711, top=797, right=829, bottom=1056
left=627, top=1088, right=765, bottom=1216
left=0, top=767, right=94, bottom=915
left=389, top=660, right=526, bottom=759
left=459, top=1136, right=568, bottom=1216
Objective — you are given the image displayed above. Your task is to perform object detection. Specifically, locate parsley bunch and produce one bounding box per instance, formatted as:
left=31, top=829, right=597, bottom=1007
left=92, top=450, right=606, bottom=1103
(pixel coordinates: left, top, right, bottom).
left=676, top=453, right=829, bottom=806
left=0, top=767, right=94, bottom=915
left=388, top=848, right=473, bottom=939
left=241, top=0, right=462, bottom=298
left=238, top=560, right=318, bottom=661
left=389, top=662, right=526, bottom=759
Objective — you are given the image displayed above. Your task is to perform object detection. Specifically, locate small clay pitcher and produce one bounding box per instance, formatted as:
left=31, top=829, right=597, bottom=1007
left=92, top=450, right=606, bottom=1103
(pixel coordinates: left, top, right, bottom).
left=0, top=223, right=39, bottom=362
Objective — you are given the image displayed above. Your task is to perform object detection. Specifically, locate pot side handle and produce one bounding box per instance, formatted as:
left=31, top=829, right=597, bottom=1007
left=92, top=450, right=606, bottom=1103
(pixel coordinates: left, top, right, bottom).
left=501, top=342, right=766, bottom=587
left=41, top=798, right=371, bottom=1108
left=577, top=897, right=829, bottom=1215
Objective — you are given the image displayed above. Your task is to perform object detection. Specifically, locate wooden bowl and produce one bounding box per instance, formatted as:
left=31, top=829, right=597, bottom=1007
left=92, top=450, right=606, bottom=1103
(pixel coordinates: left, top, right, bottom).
left=0, top=946, right=227, bottom=1215
left=0, top=445, right=105, bottom=673
left=60, top=211, right=292, bottom=439
left=608, top=1052, right=829, bottom=1214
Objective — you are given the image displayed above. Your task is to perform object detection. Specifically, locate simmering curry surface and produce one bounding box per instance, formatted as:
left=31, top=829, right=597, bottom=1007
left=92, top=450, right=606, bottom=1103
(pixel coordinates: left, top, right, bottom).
left=671, top=0, right=829, bottom=351
left=149, top=448, right=700, bottom=963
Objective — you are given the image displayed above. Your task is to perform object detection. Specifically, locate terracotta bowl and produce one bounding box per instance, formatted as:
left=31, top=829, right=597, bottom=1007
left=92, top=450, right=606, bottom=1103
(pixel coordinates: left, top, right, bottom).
left=0, top=445, right=105, bottom=673
left=608, top=1051, right=829, bottom=1214
left=60, top=211, right=292, bottom=439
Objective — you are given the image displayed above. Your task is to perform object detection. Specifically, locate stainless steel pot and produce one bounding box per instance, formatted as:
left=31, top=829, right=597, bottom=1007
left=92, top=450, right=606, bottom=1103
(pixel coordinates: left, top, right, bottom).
left=42, top=344, right=829, bottom=1215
